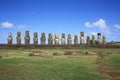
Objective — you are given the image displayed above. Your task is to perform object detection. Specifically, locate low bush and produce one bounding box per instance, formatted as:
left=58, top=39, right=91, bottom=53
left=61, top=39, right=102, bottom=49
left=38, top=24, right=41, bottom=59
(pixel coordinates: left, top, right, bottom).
left=85, top=52, right=89, bottom=55
left=52, top=52, right=59, bottom=56
left=64, top=51, right=73, bottom=55
left=29, top=53, right=35, bottom=56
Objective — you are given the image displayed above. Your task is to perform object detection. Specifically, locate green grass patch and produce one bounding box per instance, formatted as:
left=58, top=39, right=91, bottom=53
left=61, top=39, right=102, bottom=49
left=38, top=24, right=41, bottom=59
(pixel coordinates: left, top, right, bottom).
left=106, top=54, right=120, bottom=70
left=1, top=48, right=120, bottom=80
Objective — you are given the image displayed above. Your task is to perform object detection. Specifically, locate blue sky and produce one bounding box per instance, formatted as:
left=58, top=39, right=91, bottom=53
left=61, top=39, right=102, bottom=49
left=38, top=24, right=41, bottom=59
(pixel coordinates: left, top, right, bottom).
left=0, top=0, right=120, bottom=44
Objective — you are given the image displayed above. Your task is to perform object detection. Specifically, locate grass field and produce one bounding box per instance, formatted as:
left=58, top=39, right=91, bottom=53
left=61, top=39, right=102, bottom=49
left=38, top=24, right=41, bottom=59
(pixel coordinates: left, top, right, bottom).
left=0, top=48, right=120, bottom=80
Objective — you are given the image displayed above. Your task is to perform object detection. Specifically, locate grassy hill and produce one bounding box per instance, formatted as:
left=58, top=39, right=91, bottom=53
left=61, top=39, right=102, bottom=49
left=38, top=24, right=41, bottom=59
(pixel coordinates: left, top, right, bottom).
left=0, top=48, right=120, bottom=80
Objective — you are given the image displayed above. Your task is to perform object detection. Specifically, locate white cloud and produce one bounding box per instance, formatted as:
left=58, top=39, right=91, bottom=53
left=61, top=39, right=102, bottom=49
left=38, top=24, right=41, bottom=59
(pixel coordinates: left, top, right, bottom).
left=0, top=21, right=28, bottom=29
left=84, top=18, right=111, bottom=35
left=114, top=24, right=120, bottom=29
left=17, top=25, right=28, bottom=29
left=0, top=21, right=14, bottom=28
left=85, top=22, right=92, bottom=27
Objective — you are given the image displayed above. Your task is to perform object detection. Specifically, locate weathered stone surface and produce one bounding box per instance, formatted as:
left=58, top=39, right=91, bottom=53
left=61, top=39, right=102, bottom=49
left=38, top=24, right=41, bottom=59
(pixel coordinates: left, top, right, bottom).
left=74, top=35, right=78, bottom=45
left=92, top=35, right=95, bottom=45
left=61, top=33, right=66, bottom=45
left=67, top=34, right=72, bottom=45
left=86, top=36, right=90, bottom=45
left=80, top=32, right=84, bottom=44
left=33, top=32, right=38, bottom=45
left=41, top=32, right=46, bottom=45
left=102, top=36, right=106, bottom=45
left=48, top=33, right=53, bottom=45
left=24, top=31, right=30, bottom=45
left=16, top=32, right=21, bottom=45
left=7, top=32, right=13, bottom=45
left=97, top=33, right=101, bottom=44
left=54, top=34, right=59, bottom=45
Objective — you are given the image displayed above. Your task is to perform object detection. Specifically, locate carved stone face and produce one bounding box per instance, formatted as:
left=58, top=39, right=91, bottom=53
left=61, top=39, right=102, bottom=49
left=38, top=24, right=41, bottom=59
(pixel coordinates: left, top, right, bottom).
left=34, top=32, right=37, bottom=37
left=87, top=36, right=90, bottom=39
left=92, top=35, right=95, bottom=39
left=49, top=33, right=52, bottom=38
left=41, top=33, right=45, bottom=37
left=55, top=34, right=58, bottom=38
left=102, top=36, right=105, bottom=39
left=26, top=31, right=29, bottom=37
left=80, top=32, right=84, bottom=36
left=98, top=35, right=101, bottom=39
left=62, top=33, right=65, bottom=38
left=17, top=32, right=21, bottom=37
left=74, top=35, right=78, bottom=39
left=68, top=34, right=71, bottom=38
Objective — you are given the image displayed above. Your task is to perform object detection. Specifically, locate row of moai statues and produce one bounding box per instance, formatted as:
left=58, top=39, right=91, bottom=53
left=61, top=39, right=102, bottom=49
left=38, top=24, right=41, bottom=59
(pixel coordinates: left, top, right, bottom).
left=86, top=33, right=106, bottom=45
left=7, top=31, right=106, bottom=45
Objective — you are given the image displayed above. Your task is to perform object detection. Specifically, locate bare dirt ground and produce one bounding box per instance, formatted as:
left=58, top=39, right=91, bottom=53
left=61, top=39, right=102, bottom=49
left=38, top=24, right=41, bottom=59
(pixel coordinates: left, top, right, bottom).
left=96, top=53, right=120, bottom=80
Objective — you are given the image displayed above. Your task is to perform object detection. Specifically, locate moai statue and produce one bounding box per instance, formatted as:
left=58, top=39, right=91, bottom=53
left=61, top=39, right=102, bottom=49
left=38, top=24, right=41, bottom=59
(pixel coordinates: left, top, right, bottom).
left=16, top=32, right=21, bottom=45
left=48, top=33, right=53, bottom=45
left=92, top=35, right=95, bottom=45
left=67, top=34, right=72, bottom=45
left=54, top=34, right=59, bottom=45
left=102, top=36, right=106, bottom=45
left=74, top=35, right=78, bottom=45
left=61, top=33, right=66, bottom=45
left=80, top=31, right=84, bottom=44
left=86, top=36, right=90, bottom=45
left=24, top=31, right=30, bottom=45
left=7, top=32, right=13, bottom=45
left=97, top=33, right=101, bottom=44
left=33, top=32, right=38, bottom=45
left=41, top=32, right=46, bottom=45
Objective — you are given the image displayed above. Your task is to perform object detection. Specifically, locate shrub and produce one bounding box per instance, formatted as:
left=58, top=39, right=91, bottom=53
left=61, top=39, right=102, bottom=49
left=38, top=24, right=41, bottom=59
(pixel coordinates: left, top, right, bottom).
left=52, top=52, right=59, bottom=56
left=64, top=51, right=73, bottom=55
left=29, top=53, right=35, bottom=56
left=85, top=52, right=89, bottom=55
left=0, top=55, right=2, bottom=58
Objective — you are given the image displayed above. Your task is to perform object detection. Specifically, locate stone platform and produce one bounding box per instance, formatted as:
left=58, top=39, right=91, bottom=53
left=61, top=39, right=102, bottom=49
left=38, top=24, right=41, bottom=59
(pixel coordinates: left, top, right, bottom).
left=0, top=44, right=120, bottom=49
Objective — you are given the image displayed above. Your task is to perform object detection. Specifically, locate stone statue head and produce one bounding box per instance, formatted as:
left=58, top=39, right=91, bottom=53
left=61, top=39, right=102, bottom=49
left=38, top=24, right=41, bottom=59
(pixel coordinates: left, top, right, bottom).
left=97, top=33, right=101, bottom=36
left=34, top=32, right=37, bottom=37
left=80, top=32, right=84, bottom=36
left=55, top=34, right=58, bottom=38
left=68, top=34, right=71, bottom=38
left=41, top=32, right=45, bottom=37
left=49, top=33, right=52, bottom=38
left=74, top=35, right=78, bottom=39
left=62, top=33, right=65, bottom=38
left=17, top=32, right=21, bottom=37
left=92, top=35, right=95, bottom=39
left=87, top=36, right=90, bottom=39
left=102, top=36, right=105, bottom=39
left=26, top=31, right=29, bottom=37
